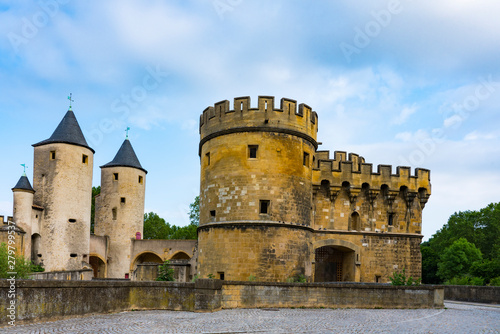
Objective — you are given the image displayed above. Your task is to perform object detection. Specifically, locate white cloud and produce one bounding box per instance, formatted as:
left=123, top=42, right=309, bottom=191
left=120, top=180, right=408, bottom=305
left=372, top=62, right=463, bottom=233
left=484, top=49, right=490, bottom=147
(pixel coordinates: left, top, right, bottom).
left=392, top=104, right=417, bottom=125
left=464, top=131, right=498, bottom=141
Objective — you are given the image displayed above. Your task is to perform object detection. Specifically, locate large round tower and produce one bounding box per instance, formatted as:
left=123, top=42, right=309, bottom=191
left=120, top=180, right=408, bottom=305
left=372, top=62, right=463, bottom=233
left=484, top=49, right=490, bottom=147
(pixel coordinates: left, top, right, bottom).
left=12, top=174, right=35, bottom=258
left=197, top=96, right=318, bottom=281
left=94, top=137, right=146, bottom=278
left=32, top=110, right=94, bottom=271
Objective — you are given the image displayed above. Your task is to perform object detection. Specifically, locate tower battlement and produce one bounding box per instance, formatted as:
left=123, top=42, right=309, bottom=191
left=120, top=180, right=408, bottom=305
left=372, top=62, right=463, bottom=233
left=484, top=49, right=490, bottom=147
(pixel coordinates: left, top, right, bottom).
left=199, top=96, right=318, bottom=153
left=313, top=150, right=431, bottom=198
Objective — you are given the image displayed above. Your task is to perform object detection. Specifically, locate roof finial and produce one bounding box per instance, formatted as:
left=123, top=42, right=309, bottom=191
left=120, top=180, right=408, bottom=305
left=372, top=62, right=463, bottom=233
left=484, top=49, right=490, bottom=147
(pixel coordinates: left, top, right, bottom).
left=68, top=93, right=74, bottom=111
left=125, top=126, right=130, bottom=139
left=21, top=163, right=27, bottom=176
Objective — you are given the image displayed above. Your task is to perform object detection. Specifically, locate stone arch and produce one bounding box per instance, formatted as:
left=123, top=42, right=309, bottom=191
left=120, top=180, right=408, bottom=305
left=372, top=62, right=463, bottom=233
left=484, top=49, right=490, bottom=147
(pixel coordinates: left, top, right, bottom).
left=130, top=251, right=164, bottom=271
left=89, top=253, right=106, bottom=278
left=169, top=251, right=191, bottom=260
left=313, top=239, right=360, bottom=282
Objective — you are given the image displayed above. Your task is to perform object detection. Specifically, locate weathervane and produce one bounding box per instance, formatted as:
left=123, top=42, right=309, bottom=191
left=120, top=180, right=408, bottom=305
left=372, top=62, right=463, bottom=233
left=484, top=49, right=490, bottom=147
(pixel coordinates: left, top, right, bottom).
left=125, top=126, right=130, bottom=139
left=68, top=93, right=74, bottom=111
left=21, top=163, right=27, bottom=176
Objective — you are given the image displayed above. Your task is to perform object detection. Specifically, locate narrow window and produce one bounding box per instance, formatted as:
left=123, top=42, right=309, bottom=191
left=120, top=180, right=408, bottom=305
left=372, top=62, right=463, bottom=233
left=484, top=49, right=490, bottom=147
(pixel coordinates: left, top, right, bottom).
left=265, top=101, right=268, bottom=111
left=206, top=152, right=211, bottom=166
left=70, top=253, right=77, bottom=258
left=210, top=210, right=216, bottom=217
left=68, top=218, right=77, bottom=223
left=388, top=213, right=394, bottom=226
left=240, top=102, right=244, bottom=110
left=113, top=173, right=119, bottom=181
left=218, top=272, right=225, bottom=280
left=303, top=152, right=310, bottom=167
left=50, top=151, right=56, bottom=160
left=121, top=197, right=126, bottom=204
left=260, top=200, right=270, bottom=214
left=82, top=154, right=88, bottom=164
left=112, top=207, right=117, bottom=220
left=138, top=175, right=143, bottom=184
left=249, top=145, right=258, bottom=159
left=376, top=275, right=381, bottom=283
left=125, top=273, right=129, bottom=279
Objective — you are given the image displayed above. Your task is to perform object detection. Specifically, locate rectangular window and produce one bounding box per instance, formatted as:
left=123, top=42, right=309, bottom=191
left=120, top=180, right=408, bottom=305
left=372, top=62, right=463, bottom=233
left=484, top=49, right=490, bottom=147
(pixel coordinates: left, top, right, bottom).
left=82, top=154, right=88, bottom=164
left=121, top=197, right=126, bottom=204
left=249, top=145, right=258, bottom=159
left=206, top=152, right=210, bottom=166
left=218, top=272, right=225, bottom=280
left=112, top=207, right=117, bottom=220
left=376, top=275, right=381, bottom=283
left=259, top=200, right=270, bottom=214
left=210, top=210, right=216, bottom=217
left=303, top=152, right=310, bottom=167
left=50, top=151, right=56, bottom=160
left=138, top=175, right=143, bottom=184
left=388, top=213, right=394, bottom=226
left=113, top=173, right=119, bottom=181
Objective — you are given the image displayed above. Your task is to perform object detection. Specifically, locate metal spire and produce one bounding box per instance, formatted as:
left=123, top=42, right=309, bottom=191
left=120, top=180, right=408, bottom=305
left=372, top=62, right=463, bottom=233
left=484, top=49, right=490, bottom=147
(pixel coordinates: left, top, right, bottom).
left=68, top=93, right=74, bottom=111
left=125, top=126, right=130, bottom=139
left=21, top=163, right=27, bottom=176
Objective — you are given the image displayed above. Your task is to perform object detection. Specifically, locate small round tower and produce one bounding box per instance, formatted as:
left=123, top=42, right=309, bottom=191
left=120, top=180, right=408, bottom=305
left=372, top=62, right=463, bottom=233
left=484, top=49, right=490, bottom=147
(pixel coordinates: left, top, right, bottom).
left=95, top=137, right=146, bottom=278
left=12, top=173, right=35, bottom=258
left=32, top=109, right=94, bottom=271
left=198, top=96, right=318, bottom=281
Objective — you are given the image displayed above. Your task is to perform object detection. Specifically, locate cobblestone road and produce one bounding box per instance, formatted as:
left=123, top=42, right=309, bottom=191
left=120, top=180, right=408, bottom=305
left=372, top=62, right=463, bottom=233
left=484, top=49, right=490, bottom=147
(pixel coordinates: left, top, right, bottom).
left=2, top=302, right=499, bottom=333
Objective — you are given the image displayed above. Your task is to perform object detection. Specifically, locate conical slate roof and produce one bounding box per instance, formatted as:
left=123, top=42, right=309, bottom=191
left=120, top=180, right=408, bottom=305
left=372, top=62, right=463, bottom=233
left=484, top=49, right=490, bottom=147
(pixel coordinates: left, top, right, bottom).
left=100, top=139, right=147, bottom=173
left=12, top=175, right=35, bottom=193
left=32, top=110, right=95, bottom=153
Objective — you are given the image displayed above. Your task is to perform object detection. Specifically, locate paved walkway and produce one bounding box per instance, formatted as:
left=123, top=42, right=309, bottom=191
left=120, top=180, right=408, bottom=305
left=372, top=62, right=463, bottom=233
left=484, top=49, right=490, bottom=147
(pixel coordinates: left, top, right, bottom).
left=2, top=302, right=499, bottom=333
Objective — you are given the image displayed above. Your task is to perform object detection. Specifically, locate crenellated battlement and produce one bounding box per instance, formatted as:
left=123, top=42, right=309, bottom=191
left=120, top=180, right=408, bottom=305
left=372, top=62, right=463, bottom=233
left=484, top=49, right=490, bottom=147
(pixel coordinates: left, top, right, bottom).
left=0, top=215, right=13, bottom=225
left=200, top=96, right=318, bottom=151
left=313, top=150, right=431, bottom=196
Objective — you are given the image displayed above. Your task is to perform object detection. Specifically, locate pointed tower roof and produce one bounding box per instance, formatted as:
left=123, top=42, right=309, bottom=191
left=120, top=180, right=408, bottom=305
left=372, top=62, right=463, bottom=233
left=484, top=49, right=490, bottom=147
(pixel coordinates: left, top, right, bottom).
left=12, top=175, right=35, bottom=193
left=32, top=110, right=95, bottom=153
left=100, top=139, right=147, bottom=173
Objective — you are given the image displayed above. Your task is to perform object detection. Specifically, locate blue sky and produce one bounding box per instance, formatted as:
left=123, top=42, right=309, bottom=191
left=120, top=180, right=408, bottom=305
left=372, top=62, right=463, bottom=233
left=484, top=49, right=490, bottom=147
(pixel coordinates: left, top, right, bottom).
left=0, top=0, right=499, bottom=240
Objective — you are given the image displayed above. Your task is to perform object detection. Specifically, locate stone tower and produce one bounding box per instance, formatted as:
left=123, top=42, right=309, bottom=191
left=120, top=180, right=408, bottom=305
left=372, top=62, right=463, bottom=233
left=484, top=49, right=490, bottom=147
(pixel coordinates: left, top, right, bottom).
left=12, top=174, right=35, bottom=257
left=198, top=96, right=319, bottom=281
left=32, top=110, right=94, bottom=271
left=95, top=138, right=147, bottom=278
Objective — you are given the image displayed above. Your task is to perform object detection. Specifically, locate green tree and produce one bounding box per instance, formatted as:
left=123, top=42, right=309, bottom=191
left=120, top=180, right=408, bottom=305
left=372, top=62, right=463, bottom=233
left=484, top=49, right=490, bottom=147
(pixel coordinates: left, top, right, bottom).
left=0, top=243, right=34, bottom=279
left=437, top=238, right=483, bottom=282
left=143, top=212, right=172, bottom=239
left=90, top=186, right=101, bottom=234
left=189, top=196, right=199, bottom=226
left=421, top=242, right=440, bottom=284
left=422, top=202, right=500, bottom=284
left=143, top=211, right=197, bottom=240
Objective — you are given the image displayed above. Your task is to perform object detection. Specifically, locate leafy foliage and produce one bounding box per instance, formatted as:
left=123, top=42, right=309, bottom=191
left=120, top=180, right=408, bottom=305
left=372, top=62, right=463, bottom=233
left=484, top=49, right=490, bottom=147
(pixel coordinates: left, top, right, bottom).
left=422, top=202, right=500, bottom=285
left=143, top=196, right=199, bottom=240
left=437, top=238, right=482, bottom=281
left=287, top=273, right=307, bottom=283
left=389, top=267, right=421, bottom=286
left=444, top=275, right=484, bottom=286
left=156, top=260, right=175, bottom=281
left=489, top=277, right=500, bottom=286
left=0, top=243, right=35, bottom=279
left=189, top=196, right=200, bottom=226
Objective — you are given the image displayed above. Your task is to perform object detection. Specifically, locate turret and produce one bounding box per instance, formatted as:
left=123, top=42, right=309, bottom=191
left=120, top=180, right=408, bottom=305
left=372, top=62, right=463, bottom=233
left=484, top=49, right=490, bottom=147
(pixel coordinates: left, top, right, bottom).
left=32, top=109, right=94, bottom=271
left=198, top=96, right=318, bottom=281
left=12, top=173, right=35, bottom=258
left=95, top=137, right=146, bottom=278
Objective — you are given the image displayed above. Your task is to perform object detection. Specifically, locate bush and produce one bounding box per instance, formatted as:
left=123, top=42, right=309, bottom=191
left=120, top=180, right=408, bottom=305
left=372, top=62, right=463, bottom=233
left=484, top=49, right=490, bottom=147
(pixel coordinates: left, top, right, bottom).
left=156, top=260, right=175, bottom=281
left=0, top=242, right=34, bottom=279
left=248, top=274, right=257, bottom=281
left=445, top=275, right=484, bottom=286
left=489, top=277, right=500, bottom=286
left=389, top=268, right=421, bottom=286
left=287, top=273, right=307, bottom=283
